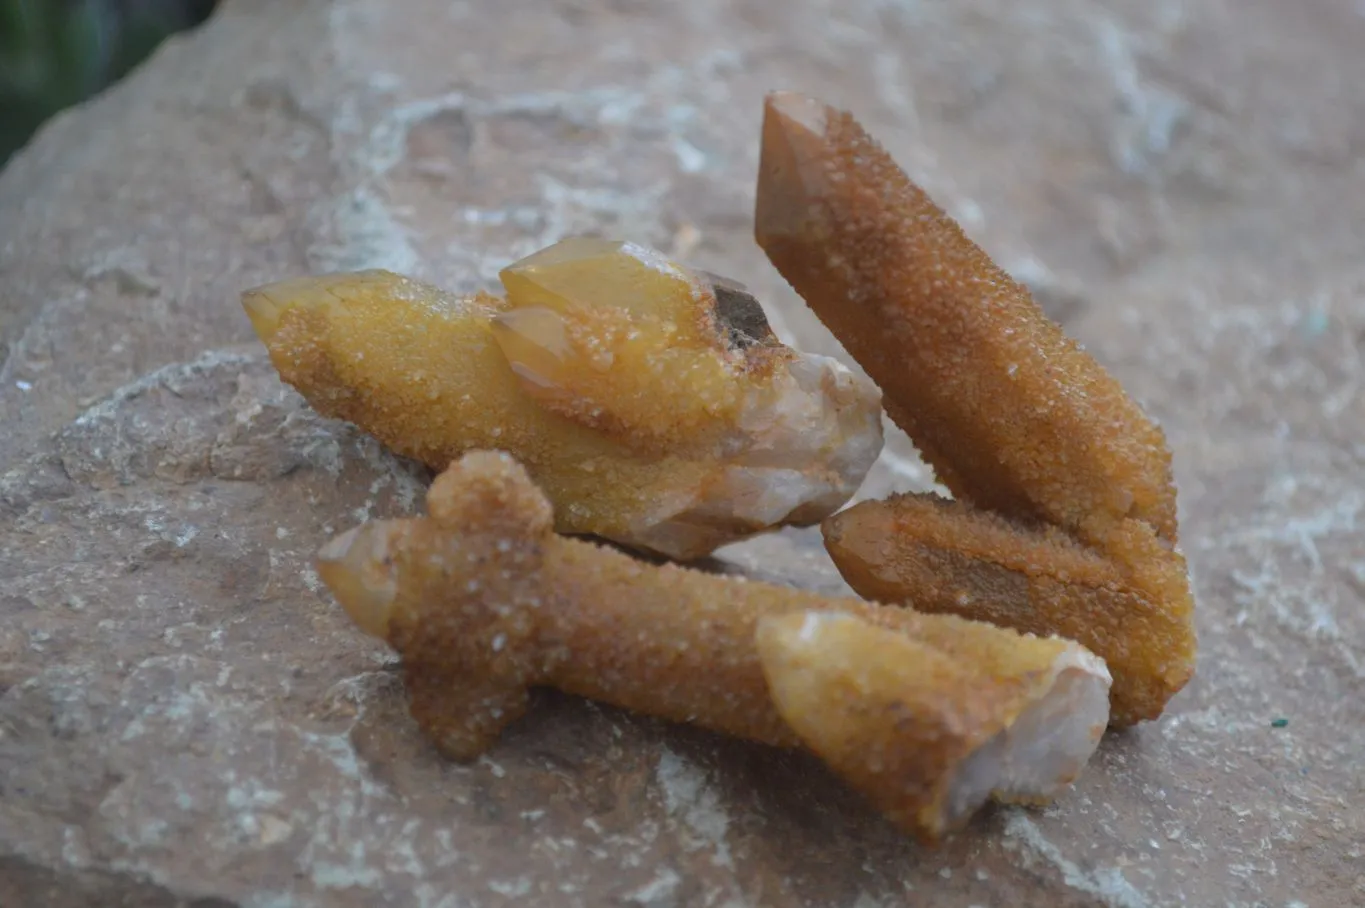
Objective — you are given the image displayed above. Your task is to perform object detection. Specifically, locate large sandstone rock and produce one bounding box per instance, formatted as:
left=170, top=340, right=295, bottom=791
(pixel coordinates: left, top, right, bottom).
left=2, top=0, right=1361, bottom=905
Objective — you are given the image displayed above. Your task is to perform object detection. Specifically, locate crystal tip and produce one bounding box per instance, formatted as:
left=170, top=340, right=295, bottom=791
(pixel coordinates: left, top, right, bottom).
left=241, top=287, right=284, bottom=341
left=764, top=90, right=830, bottom=135
left=316, top=524, right=400, bottom=639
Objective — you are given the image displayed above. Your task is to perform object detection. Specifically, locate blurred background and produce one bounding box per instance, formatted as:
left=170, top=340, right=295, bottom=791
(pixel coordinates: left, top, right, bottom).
left=0, top=0, right=216, bottom=164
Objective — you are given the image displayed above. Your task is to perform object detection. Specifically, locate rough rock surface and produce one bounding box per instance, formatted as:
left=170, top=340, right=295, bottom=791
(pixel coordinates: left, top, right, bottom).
left=1, top=0, right=1361, bottom=905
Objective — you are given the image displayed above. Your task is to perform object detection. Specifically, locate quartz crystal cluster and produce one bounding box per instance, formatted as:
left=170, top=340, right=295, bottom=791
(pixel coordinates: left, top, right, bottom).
left=243, top=238, right=883, bottom=560
left=246, top=88, right=1199, bottom=844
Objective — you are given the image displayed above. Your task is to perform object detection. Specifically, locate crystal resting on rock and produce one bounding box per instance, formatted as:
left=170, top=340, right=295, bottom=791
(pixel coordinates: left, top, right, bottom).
left=755, top=91, right=1176, bottom=548
left=823, top=493, right=1195, bottom=725
left=316, top=451, right=1113, bottom=844
left=242, top=238, right=883, bottom=560
left=754, top=91, right=1196, bottom=725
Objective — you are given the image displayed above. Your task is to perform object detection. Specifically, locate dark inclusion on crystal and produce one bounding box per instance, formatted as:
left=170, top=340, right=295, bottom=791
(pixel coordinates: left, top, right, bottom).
left=699, top=271, right=778, bottom=349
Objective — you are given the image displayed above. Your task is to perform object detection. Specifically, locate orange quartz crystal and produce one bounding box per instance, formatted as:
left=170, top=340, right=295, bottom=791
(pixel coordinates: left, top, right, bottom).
left=317, top=451, right=1112, bottom=843
left=754, top=92, right=1196, bottom=724
left=755, top=91, right=1177, bottom=549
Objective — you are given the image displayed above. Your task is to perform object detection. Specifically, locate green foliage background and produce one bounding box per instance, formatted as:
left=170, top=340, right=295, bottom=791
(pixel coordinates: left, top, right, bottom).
left=0, top=0, right=215, bottom=164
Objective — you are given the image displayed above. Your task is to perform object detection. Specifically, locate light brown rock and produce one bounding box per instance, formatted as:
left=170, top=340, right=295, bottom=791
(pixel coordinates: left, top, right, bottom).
left=1, top=1, right=1362, bottom=906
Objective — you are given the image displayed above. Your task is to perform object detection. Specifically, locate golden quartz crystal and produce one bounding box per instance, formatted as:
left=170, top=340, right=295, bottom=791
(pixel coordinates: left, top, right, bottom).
left=317, top=452, right=1112, bottom=844
left=244, top=238, right=883, bottom=560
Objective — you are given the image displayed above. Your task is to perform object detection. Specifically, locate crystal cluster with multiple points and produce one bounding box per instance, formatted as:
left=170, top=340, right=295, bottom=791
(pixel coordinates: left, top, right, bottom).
left=243, top=88, right=1199, bottom=845
left=243, top=237, right=883, bottom=561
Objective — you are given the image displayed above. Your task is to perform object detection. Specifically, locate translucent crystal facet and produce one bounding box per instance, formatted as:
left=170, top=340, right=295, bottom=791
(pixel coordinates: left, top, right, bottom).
left=499, top=237, right=699, bottom=322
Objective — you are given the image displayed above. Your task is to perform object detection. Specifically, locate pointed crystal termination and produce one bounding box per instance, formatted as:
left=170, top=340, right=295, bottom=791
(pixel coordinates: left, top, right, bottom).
left=755, top=611, right=1109, bottom=843
left=244, top=241, right=884, bottom=561
left=755, top=91, right=1179, bottom=551
left=493, top=238, right=750, bottom=444
left=500, top=237, right=699, bottom=323
left=316, top=523, right=403, bottom=639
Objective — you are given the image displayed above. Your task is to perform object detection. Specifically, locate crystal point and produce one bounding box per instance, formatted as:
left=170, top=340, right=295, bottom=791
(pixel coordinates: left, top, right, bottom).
left=755, top=610, right=1109, bottom=840
left=500, top=236, right=696, bottom=320
left=241, top=288, right=284, bottom=341
left=490, top=307, right=575, bottom=403
left=316, top=523, right=400, bottom=639
left=765, top=90, right=830, bottom=136
left=755, top=91, right=1180, bottom=545
left=755, top=92, right=840, bottom=250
